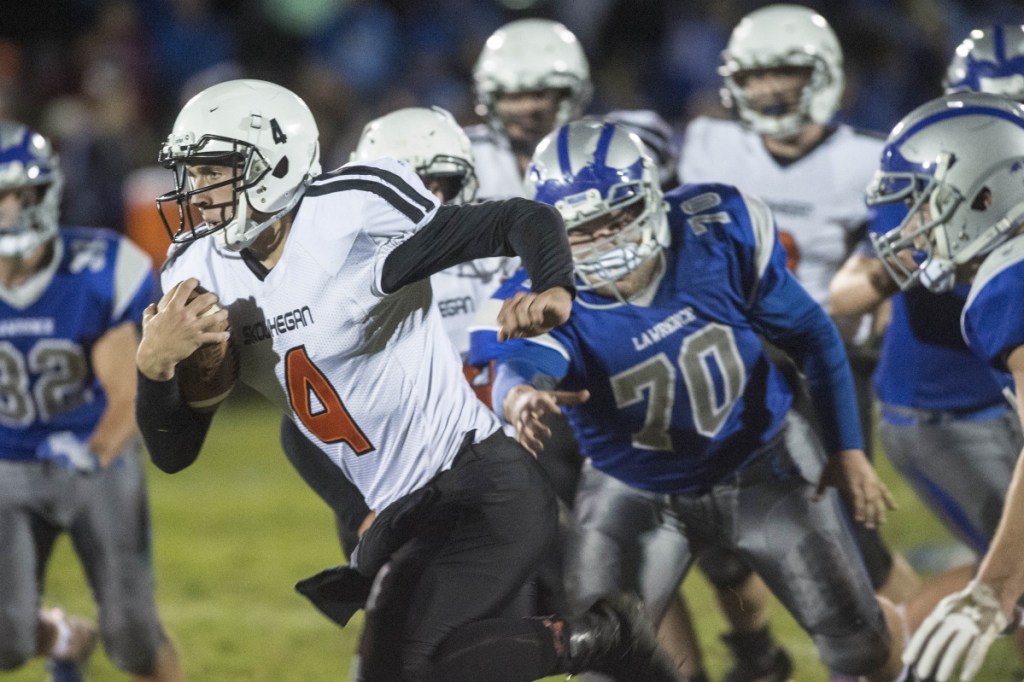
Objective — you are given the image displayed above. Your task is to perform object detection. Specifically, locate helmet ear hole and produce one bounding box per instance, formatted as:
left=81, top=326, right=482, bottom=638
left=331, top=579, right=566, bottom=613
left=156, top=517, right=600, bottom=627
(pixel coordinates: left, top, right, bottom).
left=273, top=157, right=289, bottom=179
left=971, top=187, right=992, bottom=211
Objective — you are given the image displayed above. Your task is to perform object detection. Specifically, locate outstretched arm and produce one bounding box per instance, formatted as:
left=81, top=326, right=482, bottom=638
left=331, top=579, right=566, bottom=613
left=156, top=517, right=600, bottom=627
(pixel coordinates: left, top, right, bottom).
left=381, top=199, right=575, bottom=297
left=976, top=344, right=1024, bottom=607
left=383, top=198, right=576, bottom=339
left=903, top=345, right=1024, bottom=682
left=489, top=342, right=584, bottom=456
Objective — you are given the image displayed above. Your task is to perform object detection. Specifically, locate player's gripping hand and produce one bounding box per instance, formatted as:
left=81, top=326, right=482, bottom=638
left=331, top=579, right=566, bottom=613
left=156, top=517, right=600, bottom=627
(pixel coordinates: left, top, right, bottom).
left=814, top=448, right=896, bottom=529
left=136, top=278, right=231, bottom=381
left=904, top=578, right=1010, bottom=681
left=502, top=384, right=589, bottom=456
left=37, top=431, right=99, bottom=474
left=496, top=287, right=572, bottom=341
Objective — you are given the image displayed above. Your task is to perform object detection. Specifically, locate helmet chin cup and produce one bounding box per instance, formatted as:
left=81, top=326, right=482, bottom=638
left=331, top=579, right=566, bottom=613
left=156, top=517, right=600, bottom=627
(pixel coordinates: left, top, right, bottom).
left=919, top=257, right=956, bottom=293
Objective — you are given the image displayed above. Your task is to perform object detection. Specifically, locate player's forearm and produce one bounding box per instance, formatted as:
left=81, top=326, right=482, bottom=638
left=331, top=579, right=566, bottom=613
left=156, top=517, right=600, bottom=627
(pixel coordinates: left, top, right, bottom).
left=90, top=322, right=143, bottom=462
left=977, top=446, right=1024, bottom=614
left=89, top=397, right=138, bottom=464
left=491, top=346, right=565, bottom=419
left=136, top=371, right=213, bottom=473
left=759, top=277, right=864, bottom=452
left=501, top=200, right=576, bottom=296
left=381, top=199, right=575, bottom=296
left=797, top=316, right=865, bottom=453
left=828, top=256, right=893, bottom=316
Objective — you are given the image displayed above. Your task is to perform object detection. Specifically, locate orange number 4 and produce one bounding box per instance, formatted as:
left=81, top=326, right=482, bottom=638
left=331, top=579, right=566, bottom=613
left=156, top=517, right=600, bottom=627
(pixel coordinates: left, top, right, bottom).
left=285, top=346, right=374, bottom=455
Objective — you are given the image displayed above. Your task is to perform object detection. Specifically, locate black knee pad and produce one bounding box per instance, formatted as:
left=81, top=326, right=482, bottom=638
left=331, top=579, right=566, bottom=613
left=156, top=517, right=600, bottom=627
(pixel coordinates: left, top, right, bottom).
left=851, top=524, right=893, bottom=591
left=696, top=545, right=754, bottom=589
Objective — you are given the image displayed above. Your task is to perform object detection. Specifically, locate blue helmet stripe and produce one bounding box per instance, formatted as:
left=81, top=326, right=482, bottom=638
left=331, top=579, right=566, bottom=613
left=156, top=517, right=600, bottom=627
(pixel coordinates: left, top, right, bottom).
left=557, top=124, right=574, bottom=180
left=994, top=24, right=1006, bottom=64
left=891, top=104, right=1024, bottom=150
left=593, top=122, right=616, bottom=171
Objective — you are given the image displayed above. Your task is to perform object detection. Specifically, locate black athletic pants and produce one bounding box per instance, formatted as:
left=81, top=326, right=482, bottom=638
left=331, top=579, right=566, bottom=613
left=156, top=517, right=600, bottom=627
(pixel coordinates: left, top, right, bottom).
left=357, top=429, right=562, bottom=681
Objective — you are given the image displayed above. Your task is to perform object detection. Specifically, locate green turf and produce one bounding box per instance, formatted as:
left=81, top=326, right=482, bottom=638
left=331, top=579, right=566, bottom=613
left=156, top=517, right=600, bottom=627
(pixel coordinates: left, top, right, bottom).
left=7, top=393, right=1021, bottom=680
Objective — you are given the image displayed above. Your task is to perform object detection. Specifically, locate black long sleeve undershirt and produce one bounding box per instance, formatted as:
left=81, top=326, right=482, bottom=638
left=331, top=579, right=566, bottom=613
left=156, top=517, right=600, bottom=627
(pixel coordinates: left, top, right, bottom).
left=136, top=372, right=214, bottom=473
left=380, top=198, right=576, bottom=297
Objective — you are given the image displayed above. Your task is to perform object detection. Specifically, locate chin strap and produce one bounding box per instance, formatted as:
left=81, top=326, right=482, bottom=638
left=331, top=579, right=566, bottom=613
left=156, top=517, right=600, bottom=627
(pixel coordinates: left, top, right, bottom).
left=919, top=257, right=956, bottom=293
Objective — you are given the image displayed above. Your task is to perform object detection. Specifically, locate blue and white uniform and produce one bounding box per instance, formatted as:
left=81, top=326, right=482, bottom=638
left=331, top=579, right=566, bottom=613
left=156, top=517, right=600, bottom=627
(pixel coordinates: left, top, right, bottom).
left=963, top=234, right=1024, bottom=377
left=473, top=184, right=862, bottom=491
left=0, top=227, right=168, bottom=672
left=470, top=182, right=890, bottom=675
left=874, top=270, right=1020, bottom=554
left=1, top=229, right=153, bottom=459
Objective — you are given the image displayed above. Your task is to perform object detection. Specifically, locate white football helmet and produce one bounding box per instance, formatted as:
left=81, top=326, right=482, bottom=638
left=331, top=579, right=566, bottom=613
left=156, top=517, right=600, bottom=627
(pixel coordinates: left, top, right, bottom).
left=350, top=106, right=477, bottom=204
left=157, top=79, right=321, bottom=251
left=945, top=25, right=1024, bottom=102
left=525, top=120, right=668, bottom=305
left=867, top=92, right=1024, bottom=293
left=472, top=18, right=592, bottom=135
left=720, top=4, right=844, bottom=138
left=0, top=123, right=62, bottom=258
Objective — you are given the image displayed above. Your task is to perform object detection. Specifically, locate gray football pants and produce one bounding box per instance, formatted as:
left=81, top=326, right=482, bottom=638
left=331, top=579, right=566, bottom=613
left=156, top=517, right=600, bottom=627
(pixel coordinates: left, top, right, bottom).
left=566, top=412, right=890, bottom=678
left=880, top=402, right=1023, bottom=554
left=0, top=445, right=166, bottom=675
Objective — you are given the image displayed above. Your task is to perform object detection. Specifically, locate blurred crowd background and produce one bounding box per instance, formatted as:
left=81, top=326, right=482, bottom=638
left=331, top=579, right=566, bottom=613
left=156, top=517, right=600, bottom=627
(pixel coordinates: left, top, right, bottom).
left=1, top=0, right=1022, bottom=249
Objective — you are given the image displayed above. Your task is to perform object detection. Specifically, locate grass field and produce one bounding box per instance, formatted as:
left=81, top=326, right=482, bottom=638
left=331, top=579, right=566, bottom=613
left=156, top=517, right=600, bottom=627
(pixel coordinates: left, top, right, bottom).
left=7, top=389, right=1023, bottom=681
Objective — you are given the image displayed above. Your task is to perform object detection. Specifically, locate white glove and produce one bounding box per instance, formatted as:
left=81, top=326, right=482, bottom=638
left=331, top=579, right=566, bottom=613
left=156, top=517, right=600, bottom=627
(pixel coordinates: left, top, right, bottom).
left=903, top=578, right=1008, bottom=681
left=36, top=431, right=99, bottom=474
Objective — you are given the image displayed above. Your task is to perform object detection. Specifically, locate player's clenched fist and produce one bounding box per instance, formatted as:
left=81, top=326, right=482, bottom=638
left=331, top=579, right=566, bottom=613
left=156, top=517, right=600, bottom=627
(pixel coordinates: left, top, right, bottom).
left=137, top=278, right=231, bottom=381
left=496, top=286, right=573, bottom=341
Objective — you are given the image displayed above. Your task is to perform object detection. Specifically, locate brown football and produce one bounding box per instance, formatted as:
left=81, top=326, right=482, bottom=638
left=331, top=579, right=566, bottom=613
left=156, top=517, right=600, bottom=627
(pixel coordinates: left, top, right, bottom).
left=176, top=283, right=238, bottom=412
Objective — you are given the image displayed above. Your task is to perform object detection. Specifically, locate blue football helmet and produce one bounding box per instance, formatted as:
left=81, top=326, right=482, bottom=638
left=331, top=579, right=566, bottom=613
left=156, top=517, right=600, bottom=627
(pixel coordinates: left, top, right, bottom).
left=867, top=92, right=1024, bottom=293
left=526, top=120, right=668, bottom=303
left=945, top=25, right=1024, bottom=102
left=0, top=123, right=63, bottom=258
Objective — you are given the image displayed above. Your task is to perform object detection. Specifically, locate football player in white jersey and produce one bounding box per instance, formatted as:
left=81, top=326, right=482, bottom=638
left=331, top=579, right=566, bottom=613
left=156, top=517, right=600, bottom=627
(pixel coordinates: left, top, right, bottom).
left=134, top=79, right=684, bottom=682
left=0, top=123, right=183, bottom=681
left=866, top=92, right=1024, bottom=682
left=680, top=3, right=878, bottom=309
left=467, top=18, right=593, bottom=200
left=279, top=106, right=516, bottom=561
left=677, top=6, right=922, bottom=680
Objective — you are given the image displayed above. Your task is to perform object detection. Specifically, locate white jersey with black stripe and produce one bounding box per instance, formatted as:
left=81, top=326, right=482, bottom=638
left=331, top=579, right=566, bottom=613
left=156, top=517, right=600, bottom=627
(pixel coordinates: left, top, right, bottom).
left=679, top=116, right=884, bottom=306
left=161, top=158, right=502, bottom=511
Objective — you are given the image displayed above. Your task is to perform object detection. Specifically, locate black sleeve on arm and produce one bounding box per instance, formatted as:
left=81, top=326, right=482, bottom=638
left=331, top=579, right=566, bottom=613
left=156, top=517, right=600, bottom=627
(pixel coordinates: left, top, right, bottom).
left=136, top=372, right=214, bottom=473
left=380, top=198, right=577, bottom=296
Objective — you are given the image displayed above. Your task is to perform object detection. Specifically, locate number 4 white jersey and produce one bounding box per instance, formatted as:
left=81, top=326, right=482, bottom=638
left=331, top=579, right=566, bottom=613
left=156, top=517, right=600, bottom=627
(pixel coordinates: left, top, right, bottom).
left=679, top=116, right=884, bottom=305
left=161, top=159, right=501, bottom=511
